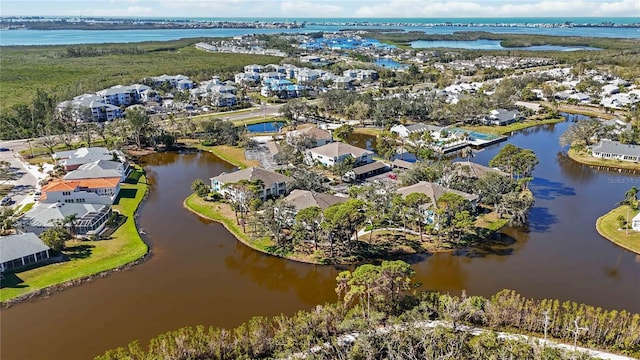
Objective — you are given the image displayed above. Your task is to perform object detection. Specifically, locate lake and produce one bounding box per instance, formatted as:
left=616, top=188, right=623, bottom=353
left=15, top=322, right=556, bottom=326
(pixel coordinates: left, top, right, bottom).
left=1, top=114, right=639, bottom=360
left=411, top=39, right=602, bottom=51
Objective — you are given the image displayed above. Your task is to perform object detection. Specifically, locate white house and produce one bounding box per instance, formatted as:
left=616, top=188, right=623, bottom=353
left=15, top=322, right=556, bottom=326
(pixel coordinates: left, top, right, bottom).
left=632, top=212, right=640, bottom=231
left=19, top=203, right=112, bottom=236
left=591, top=140, right=640, bottom=162
left=481, top=109, right=524, bottom=126
left=390, top=123, right=444, bottom=138
left=210, top=167, right=294, bottom=201
left=40, top=177, right=121, bottom=205
left=64, top=160, right=129, bottom=182
left=305, top=142, right=373, bottom=167
left=53, top=147, right=126, bottom=171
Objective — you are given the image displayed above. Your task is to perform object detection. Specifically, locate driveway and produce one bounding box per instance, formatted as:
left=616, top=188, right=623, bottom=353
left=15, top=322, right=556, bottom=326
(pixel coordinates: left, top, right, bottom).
left=0, top=141, right=44, bottom=210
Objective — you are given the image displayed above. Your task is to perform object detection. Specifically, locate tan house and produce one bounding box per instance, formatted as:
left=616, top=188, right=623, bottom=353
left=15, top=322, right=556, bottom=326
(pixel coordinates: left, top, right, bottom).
left=305, top=142, right=373, bottom=167
left=210, top=167, right=294, bottom=201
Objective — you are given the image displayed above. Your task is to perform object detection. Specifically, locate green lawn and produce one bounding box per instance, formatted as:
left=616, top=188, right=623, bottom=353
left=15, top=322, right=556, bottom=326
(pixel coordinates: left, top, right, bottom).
left=0, top=167, right=149, bottom=302
left=459, top=116, right=565, bottom=136
left=183, top=194, right=273, bottom=252
left=182, top=140, right=259, bottom=168
left=568, top=147, right=640, bottom=172
left=596, top=205, right=640, bottom=255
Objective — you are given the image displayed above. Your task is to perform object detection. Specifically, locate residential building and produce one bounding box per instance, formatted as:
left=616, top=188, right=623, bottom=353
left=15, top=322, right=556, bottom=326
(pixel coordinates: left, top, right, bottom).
left=244, top=64, right=264, bottom=73
left=481, top=109, right=524, bottom=126
left=148, top=74, right=191, bottom=88
left=210, top=167, right=294, bottom=201
left=283, top=189, right=347, bottom=212
left=19, top=203, right=112, bottom=236
left=396, top=181, right=479, bottom=224
left=0, top=233, right=51, bottom=272
left=390, top=123, right=444, bottom=138
left=632, top=212, right=640, bottom=231
left=64, top=160, right=129, bottom=182
left=286, top=127, right=333, bottom=147
left=452, top=161, right=508, bottom=179
left=40, top=177, right=121, bottom=205
left=305, top=142, right=373, bottom=167
left=343, top=161, right=390, bottom=182
left=591, top=140, right=640, bottom=162
left=53, top=147, right=125, bottom=171
left=57, top=94, right=123, bottom=122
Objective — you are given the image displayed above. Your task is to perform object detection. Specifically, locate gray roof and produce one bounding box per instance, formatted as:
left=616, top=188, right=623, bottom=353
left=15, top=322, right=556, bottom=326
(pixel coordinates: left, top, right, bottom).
left=452, top=161, right=508, bottom=178
left=592, top=140, right=640, bottom=157
left=64, top=160, right=126, bottom=180
left=53, top=147, right=125, bottom=168
left=392, top=159, right=415, bottom=169
left=0, top=233, right=50, bottom=264
left=20, top=203, right=109, bottom=229
left=397, top=181, right=478, bottom=207
left=284, top=190, right=347, bottom=211
left=350, top=161, right=389, bottom=176
left=211, top=167, right=293, bottom=186
left=308, top=142, right=372, bottom=158
left=490, top=109, right=522, bottom=122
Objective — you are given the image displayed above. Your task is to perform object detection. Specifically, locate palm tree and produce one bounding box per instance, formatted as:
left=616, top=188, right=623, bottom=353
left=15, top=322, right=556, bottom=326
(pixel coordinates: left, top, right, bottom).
left=623, top=186, right=638, bottom=210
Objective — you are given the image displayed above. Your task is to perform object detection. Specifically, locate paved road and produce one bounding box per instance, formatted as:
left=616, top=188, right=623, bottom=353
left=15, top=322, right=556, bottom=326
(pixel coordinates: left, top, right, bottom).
left=0, top=147, right=40, bottom=210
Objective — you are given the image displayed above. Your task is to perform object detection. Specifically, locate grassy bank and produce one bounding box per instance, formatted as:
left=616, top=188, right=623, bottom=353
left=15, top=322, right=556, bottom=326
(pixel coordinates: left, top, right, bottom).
left=1, top=39, right=282, bottom=110
left=568, top=147, right=640, bottom=172
left=460, top=116, right=565, bottom=136
left=181, top=140, right=259, bottom=168
left=0, top=167, right=148, bottom=302
left=596, top=205, right=640, bottom=255
left=183, top=194, right=277, bottom=253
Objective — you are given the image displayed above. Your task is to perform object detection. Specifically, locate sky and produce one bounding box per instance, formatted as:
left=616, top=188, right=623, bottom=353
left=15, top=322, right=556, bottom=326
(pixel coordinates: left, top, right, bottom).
left=1, top=0, right=639, bottom=19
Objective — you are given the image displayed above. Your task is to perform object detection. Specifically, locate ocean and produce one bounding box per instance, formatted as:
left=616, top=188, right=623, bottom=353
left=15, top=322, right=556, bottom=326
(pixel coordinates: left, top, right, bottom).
left=1, top=17, right=639, bottom=45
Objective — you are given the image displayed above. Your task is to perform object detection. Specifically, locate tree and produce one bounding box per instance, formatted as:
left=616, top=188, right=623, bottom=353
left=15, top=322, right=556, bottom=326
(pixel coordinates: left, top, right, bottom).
left=559, top=119, right=603, bottom=148
left=497, top=190, right=535, bottom=228
left=405, top=192, right=430, bottom=242
left=622, top=186, right=638, bottom=210
left=257, top=199, right=295, bottom=247
left=224, top=180, right=263, bottom=233
left=294, top=206, right=323, bottom=250
left=125, top=107, right=152, bottom=149
left=375, top=131, right=398, bottom=160
left=40, top=226, right=71, bottom=252
left=477, top=172, right=518, bottom=208
left=336, top=260, right=417, bottom=318
left=489, top=144, right=539, bottom=185
left=0, top=207, right=15, bottom=235
left=191, top=179, right=210, bottom=198
left=333, top=124, right=354, bottom=142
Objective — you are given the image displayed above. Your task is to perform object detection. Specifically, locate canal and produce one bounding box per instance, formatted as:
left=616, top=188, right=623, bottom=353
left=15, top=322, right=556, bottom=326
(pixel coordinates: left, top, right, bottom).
left=2, top=115, right=639, bottom=359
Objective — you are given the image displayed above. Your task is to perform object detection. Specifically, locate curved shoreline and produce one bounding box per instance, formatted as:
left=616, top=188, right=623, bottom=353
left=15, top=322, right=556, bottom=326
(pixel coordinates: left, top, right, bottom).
left=595, top=206, right=640, bottom=255
left=183, top=193, right=508, bottom=265
left=0, top=170, right=151, bottom=307
left=567, top=148, right=640, bottom=173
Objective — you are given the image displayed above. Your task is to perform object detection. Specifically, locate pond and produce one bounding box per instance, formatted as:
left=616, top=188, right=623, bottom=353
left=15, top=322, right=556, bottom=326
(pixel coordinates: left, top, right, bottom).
left=244, top=121, right=285, bottom=133
left=411, top=39, right=601, bottom=51
left=2, top=114, right=639, bottom=360
left=374, top=58, right=408, bottom=69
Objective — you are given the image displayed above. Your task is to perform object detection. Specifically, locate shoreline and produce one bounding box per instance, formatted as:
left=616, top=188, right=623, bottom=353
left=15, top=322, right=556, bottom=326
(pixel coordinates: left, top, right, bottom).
left=183, top=193, right=508, bottom=266
left=0, top=167, right=151, bottom=306
left=567, top=147, right=640, bottom=172
left=595, top=205, right=640, bottom=255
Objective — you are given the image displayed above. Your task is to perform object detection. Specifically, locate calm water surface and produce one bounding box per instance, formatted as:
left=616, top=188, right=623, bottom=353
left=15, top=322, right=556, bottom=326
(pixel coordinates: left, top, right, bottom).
left=411, top=39, right=602, bottom=51
left=1, top=115, right=639, bottom=359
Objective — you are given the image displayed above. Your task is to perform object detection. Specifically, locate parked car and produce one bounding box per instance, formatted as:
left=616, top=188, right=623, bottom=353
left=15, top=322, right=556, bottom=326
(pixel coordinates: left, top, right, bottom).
left=0, top=147, right=10, bottom=152
left=388, top=173, right=398, bottom=180
left=1, top=196, right=12, bottom=206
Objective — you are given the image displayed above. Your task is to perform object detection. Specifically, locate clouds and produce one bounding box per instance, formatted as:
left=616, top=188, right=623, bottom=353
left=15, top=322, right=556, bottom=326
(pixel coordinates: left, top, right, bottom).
left=354, top=0, right=640, bottom=18
left=1, top=0, right=638, bottom=17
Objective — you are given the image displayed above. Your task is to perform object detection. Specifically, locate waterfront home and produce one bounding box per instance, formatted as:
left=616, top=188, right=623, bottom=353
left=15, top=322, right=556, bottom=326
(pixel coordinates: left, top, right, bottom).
left=19, top=203, right=112, bottom=236
left=283, top=189, right=347, bottom=212
left=0, top=233, right=51, bottom=273
left=591, top=140, right=640, bottom=162
left=40, top=177, right=121, bottom=205
left=481, top=109, right=524, bottom=126
left=342, top=161, right=390, bottom=182
left=390, top=123, right=444, bottom=138
left=632, top=213, right=640, bottom=231
left=397, top=181, right=479, bottom=224
left=305, top=142, right=373, bottom=167
left=286, top=127, right=333, bottom=147
left=53, top=147, right=126, bottom=171
left=148, top=74, right=192, bottom=89
left=64, top=160, right=129, bottom=182
left=210, top=167, right=294, bottom=201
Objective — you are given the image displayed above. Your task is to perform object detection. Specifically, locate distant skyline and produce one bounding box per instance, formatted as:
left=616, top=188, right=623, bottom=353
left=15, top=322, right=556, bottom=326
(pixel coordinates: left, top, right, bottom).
left=2, top=0, right=640, bottom=19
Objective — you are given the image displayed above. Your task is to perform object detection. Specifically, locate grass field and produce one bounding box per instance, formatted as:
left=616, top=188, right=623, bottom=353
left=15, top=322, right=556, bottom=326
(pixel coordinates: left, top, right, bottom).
left=1, top=39, right=282, bottom=110
left=460, top=116, right=565, bottom=136
left=0, top=167, right=149, bottom=302
left=181, top=140, right=259, bottom=168
left=596, top=205, right=640, bottom=255
left=568, top=147, right=640, bottom=172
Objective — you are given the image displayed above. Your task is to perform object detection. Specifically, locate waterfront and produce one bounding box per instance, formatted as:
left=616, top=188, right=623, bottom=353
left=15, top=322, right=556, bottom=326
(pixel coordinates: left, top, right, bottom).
left=411, top=39, right=602, bottom=51
left=2, top=22, right=640, bottom=45
left=1, top=115, right=640, bottom=360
